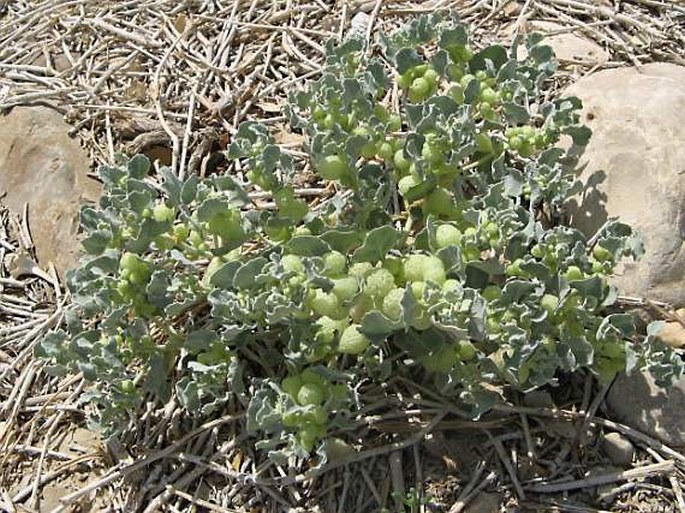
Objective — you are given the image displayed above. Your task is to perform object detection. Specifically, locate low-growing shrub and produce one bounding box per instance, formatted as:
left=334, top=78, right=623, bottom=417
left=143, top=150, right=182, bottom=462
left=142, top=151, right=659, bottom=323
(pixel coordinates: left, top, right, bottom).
left=37, top=13, right=682, bottom=462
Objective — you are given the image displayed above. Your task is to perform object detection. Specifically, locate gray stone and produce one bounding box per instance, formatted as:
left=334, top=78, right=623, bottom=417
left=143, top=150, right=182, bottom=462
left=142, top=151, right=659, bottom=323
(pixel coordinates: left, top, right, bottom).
left=657, top=321, right=685, bottom=349
left=600, top=432, right=635, bottom=467
left=0, top=106, right=101, bottom=276
left=565, top=63, right=685, bottom=307
left=656, top=309, right=685, bottom=349
left=506, top=21, right=609, bottom=67
left=464, top=492, right=502, bottom=513
left=606, top=371, right=685, bottom=447
left=523, top=390, right=554, bottom=408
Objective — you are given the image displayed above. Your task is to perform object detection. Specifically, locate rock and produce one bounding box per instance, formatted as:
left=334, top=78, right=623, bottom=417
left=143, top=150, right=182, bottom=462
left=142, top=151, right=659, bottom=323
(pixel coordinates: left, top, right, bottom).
left=42, top=484, right=73, bottom=512
left=606, top=370, right=685, bottom=447
left=657, top=321, right=685, bottom=349
left=523, top=390, right=554, bottom=408
left=59, top=427, right=102, bottom=454
left=565, top=63, right=685, bottom=306
left=0, top=106, right=101, bottom=276
left=503, top=21, right=609, bottom=67
left=601, top=432, right=635, bottom=466
left=464, top=492, right=502, bottom=513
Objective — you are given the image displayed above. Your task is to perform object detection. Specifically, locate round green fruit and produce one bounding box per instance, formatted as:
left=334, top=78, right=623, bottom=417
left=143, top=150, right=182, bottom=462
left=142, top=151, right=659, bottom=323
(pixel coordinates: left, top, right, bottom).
left=393, top=149, right=411, bottom=174
left=153, top=203, right=175, bottom=223
left=364, top=268, right=396, bottom=299
left=565, top=266, right=584, bottom=281
left=422, top=256, right=446, bottom=285
left=323, top=251, right=346, bottom=276
left=403, top=254, right=428, bottom=283
left=540, top=294, right=559, bottom=315
left=388, top=114, right=402, bottom=132
left=457, top=340, right=477, bottom=361
left=318, top=155, right=347, bottom=180
left=409, top=77, right=431, bottom=102
left=331, top=276, right=359, bottom=302
left=435, top=224, right=462, bottom=248
left=423, top=187, right=455, bottom=217
left=398, top=175, right=419, bottom=196
left=339, top=325, right=370, bottom=355
left=382, top=288, right=405, bottom=320
left=297, top=383, right=326, bottom=406
left=508, top=136, right=523, bottom=151
left=310, top=290, right=347, bottom=320
left=397, top=72, right=412, bottom=89
left=377, top=141, right=394, bottom=161
left=480, top=88, right=498, bottom=105
left=120, top=252, right=141, bottom=272
left=592, top=245, right=613, bottom=262
left=282, top=375, right=303, bottom=398
left=424, top=68, right=438, bottom=83
left=361, top=141, right=377, bottom=159
left=481, top=285, right=501, bottom=302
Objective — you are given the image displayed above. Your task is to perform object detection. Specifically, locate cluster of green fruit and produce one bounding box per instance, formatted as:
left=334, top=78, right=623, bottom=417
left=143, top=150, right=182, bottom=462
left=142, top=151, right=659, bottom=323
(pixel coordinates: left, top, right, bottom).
left=313, top=104, right=402, bottom=183
left=300, top=37, right=573, bottom=233
left=116, top=252, right=155, bottom=316
left=397, top=63, right=439, bottom=102
left=278, top=244, right=479, bottom=363
left=505, top=125, right=558, bottom=158
left=449, top=69, right=504, bottom=121
left=280, top=369, right=346, bottom=451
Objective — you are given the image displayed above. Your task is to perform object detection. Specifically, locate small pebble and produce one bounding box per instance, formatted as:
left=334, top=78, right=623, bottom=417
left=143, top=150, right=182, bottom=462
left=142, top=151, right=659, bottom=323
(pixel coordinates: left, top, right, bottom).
left=523, top=390, right=554, bottom=408
left=464, top=492, right=502, bottom=513
left=601, top=432, right=635, bottom=466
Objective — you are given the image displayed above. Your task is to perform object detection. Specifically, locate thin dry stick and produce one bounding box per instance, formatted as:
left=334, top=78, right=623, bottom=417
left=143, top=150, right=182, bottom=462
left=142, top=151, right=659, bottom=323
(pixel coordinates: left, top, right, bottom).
left=336, top=466, right=351, bottom=513
left=449, top=469, right=497, bottom=513
left=526, top=460, right=676, bottom=493
left=488, top=432, right=526, bottom=501
left=178, top=79, right=199, bottom=181
left=360, top=465, right=383, bottom=508
left=520, top=412, right=535, bottom=459
left=11, top=454, right=97, bottom=503
left=495, top=404, right=685, bottom=467
left=55, top=413, right=244, bottom=509
left=389, top=449, right=406, bottom=513
left=167, top=486, right=241, bottom=513
left=28, top=409, right=68, bottom=510
left=645, top=447, right=685, bottom=513
left=573, top=381, right=611, bottom=451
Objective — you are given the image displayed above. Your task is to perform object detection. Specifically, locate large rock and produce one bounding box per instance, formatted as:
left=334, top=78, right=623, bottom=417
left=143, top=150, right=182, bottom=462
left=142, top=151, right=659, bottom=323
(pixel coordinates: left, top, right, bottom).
left=565, top=63, right=685, bottom=306
left=606, top=371, right=685, bottom=447
left=0, top=106, right=100, bottom=276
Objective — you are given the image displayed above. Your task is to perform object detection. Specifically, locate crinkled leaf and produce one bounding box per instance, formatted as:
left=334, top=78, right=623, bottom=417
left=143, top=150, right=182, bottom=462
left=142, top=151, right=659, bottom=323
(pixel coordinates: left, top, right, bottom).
left=127, top=154, right=150, bottom=179
left=286, top=236, right=330, bottom=256
left=395, top=47, right=424, bottom=74
left=233, top=257, right=269, bottom=289
left=352, top=226, right=399, bottom=263
left=181, top=174, right=199, bottom=204
left=209, top=261, right=242, bottom=289
left=160, top=167, right=182, bottom=205
left=469, top=45, right=508, bottom=72
left=320, top=229, right=364, bottom=254
left=361, top=311, right=402, bottom=342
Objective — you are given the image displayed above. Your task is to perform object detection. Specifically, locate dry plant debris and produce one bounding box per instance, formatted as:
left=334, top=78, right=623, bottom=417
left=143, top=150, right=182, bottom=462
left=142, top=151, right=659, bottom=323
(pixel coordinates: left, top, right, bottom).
left=0, top=1, right=684, bottom=512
